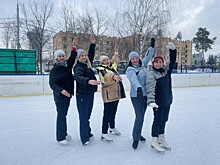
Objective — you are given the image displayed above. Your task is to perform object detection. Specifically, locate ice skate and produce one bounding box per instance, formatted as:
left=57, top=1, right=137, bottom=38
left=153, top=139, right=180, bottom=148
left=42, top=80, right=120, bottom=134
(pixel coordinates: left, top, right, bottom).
left=109, top=128, right=121, bottom=135
left=140, top=135, right=146, bottom=143
left=158, top=134, right=171, bottom=150
left=151, top=137, right=165, bottom=154
left=65, top=135, right=72, bottom=141
left=101, top=133, right=113, bottom=142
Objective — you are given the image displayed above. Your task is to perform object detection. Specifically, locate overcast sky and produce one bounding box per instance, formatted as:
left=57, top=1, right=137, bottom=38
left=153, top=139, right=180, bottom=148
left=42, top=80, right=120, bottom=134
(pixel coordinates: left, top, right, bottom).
left=0, top=0, right=220, bottom=55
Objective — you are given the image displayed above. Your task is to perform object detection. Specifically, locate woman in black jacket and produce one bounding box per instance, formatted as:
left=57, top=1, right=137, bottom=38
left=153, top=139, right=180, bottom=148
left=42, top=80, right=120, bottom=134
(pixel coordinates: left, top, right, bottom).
left=147, top=42, right=177, bottom=153
left=74, top=35, right=100, bottom=145
left=49, top=37, right=77, bottom=145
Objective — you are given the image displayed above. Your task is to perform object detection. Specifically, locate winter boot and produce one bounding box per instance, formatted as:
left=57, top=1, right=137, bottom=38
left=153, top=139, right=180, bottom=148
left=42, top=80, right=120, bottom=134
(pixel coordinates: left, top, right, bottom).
left=140, top=135, right=146, bottom=142
left=83, top=141, right=89, bottom=146
left=109, top=128, right=121, bottom=135
left=101, top=133, right=113, bottom=142
left=89, top=133, right=94, bottom=140
left=151, top=137, right=165, bottom=154
left=158, top=134, right=171, bottom=150
left=132, top=140, right=139, bottom=149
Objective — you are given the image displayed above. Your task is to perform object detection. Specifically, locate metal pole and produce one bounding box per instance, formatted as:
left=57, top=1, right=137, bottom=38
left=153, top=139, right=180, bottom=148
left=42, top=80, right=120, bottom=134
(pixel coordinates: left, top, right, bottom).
left=17, top=0, right=20, bottom=49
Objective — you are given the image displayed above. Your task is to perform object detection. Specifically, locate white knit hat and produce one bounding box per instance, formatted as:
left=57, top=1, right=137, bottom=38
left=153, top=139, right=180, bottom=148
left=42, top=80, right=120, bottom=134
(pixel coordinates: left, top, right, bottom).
left=54, top=50, right=65, bottom=59
left=100, top=55, right=109, bottom=64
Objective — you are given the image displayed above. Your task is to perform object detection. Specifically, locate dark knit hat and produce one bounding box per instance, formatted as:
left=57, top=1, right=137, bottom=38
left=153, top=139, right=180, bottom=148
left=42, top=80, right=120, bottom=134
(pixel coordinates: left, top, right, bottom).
left=152, top=56, right=164, bottom=63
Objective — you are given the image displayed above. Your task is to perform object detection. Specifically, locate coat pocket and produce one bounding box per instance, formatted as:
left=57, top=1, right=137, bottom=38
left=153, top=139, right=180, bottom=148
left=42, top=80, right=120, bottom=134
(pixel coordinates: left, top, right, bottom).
left=102, top=82, right=120, bottom=103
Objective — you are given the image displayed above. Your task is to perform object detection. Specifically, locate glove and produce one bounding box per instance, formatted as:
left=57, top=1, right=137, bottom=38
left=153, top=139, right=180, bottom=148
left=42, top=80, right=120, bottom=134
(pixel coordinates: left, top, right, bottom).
left=150, top=38, right=155, bottom=48
left=166, top=42, right=176, bottom=50
left=149, top=102, right=159, bottom=109
left=137, top=87, right=143, bottom=98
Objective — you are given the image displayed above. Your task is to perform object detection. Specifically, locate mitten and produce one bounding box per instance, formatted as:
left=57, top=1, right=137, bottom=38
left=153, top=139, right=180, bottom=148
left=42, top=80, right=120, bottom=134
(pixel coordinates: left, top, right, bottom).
left=149, top=102, right=159, bottom=108
left=137, top=87, right=143, bottom=98
left=150, top=38, right=155, bottom=48
left=166, top=42, right=176, bottom=50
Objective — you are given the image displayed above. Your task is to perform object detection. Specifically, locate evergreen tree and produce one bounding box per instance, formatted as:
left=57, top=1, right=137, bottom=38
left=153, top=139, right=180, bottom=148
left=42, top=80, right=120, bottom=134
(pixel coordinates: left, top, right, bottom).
left=193, top=27, right=217, bottom=70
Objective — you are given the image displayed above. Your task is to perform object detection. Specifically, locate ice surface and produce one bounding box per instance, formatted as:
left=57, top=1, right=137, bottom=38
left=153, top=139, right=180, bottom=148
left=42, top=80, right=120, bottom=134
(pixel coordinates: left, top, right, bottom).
left=0, top=86, right=220, bottom=165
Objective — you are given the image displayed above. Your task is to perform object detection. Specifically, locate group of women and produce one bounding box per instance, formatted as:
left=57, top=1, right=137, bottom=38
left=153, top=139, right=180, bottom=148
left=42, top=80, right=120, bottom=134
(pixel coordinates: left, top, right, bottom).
left=49, top=35, right=177, bottom=153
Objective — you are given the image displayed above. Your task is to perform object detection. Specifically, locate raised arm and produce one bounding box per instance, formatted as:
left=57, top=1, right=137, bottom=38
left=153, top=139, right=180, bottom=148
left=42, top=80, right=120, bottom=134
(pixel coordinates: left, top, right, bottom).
left=88, top=35, right=96, bottom=65
left=165, top=42, right=177, bottom=74
left=142, top=38, right=155, bottom=67
left=111, top=40, right=119, bottom=69
left=67, top=36, right=78, bottom=69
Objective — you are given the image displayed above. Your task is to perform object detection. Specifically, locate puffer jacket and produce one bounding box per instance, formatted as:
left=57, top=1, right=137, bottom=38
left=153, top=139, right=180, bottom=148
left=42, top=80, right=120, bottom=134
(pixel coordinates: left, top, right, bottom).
left=74, top=43, right=98, bottom=94
left=146, top=49, right=177, bottom=107
left=49, top=49, right=77, bottom=97
left=126, top=47, right=154, bottom=97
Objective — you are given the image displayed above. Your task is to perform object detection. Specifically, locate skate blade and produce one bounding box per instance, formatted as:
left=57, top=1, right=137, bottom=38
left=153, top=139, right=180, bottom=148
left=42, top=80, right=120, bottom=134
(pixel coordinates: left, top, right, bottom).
left=100, top=137, right=113, bottom=143
left=160, top=144, right=171, bottom=150
left=109, top=131, right=121, bottom=136
left=162, top=146, right=171, bottom=150
left=151, top=145, right=165, bottom=154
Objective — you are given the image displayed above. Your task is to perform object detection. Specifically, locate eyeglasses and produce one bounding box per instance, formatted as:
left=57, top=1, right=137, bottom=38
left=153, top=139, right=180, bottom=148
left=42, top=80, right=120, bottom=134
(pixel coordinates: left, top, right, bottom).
left=58, top=55, right=65, bottom=57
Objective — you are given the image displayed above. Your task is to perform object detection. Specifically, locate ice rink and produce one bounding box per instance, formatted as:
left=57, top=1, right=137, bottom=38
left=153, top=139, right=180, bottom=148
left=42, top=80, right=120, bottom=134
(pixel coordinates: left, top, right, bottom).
left=0, top=86, right=220, bottom=165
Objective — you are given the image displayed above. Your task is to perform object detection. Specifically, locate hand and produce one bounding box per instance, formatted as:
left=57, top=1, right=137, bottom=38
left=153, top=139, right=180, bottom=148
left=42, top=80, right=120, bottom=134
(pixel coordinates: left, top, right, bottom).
left=72, top=36, right=78, bottom=48
left=88, top=80, right=100, bottom=85
left=137, top=87, right=143, bottom=98
left=166, top=42, right=176, bottom=50
left=61, top=90, right=70, bottom=97
left=150, top=38, right=155, bottom=48
left=149, top=102, right=159, bottom=108
left=90, top=35, right=96, bottom=44
left=112, top=74, right=122, bottom=82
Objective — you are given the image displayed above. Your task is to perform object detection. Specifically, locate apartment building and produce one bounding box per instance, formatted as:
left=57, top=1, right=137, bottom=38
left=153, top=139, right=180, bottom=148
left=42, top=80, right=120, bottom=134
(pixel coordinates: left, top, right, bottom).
left=53, top=32, right=192, bottom=69
left=53, top=31, right=118, bottom=61
left=155, top=37, right=192, bottom=67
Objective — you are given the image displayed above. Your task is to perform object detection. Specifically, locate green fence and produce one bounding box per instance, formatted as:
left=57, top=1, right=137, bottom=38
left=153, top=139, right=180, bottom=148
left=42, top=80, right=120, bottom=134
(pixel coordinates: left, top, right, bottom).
left=0, top=49, right=36, bottom=74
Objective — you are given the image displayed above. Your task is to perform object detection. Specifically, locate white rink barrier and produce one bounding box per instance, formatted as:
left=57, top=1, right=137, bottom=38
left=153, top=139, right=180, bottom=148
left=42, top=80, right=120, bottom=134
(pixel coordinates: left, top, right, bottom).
left=0, top=73, right=220, bottom=97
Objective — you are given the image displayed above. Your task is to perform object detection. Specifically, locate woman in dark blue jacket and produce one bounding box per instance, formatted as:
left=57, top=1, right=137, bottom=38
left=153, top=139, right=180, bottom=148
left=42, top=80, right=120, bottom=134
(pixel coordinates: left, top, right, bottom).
left=74, top=35, right=100, bottom=145
left=49, top=37, right=77, bottom=145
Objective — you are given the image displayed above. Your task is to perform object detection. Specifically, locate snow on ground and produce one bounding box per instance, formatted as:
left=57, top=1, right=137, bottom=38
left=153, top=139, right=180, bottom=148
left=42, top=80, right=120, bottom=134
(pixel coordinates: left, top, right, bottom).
left=0, top=86, right=220, bottom=165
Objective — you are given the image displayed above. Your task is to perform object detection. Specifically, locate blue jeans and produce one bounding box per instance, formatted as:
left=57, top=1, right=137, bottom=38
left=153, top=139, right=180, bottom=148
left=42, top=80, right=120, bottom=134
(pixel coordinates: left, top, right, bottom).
left=131, top=96, right=147, bottom=141
left=76, top=93, right=94, bottom=144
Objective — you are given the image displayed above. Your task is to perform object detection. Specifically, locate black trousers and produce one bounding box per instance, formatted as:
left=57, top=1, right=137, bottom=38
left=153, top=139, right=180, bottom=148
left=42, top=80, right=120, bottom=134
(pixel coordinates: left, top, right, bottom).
left=54, top=95, right=71, bottom=141
left=102, top=100, right=119, bottom=134
left=151, top=105, right=171, bottom=137
left=76, top=93, right=94, bottom=144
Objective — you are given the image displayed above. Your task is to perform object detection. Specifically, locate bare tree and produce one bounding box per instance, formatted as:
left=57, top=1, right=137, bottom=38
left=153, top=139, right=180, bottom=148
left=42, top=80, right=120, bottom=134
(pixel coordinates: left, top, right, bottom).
left=54, top=0, right=78, bottom=54
left=1, top=20, right=18, bottom=49
left=21, top=0, right=54, bottom=74
left=1, top=21, right=13, bottom=49
left=76, top=7, right=109, bottom=57
left=56, top=0, right=78, bottom=33
left=112, top=0, right=172, bottom=58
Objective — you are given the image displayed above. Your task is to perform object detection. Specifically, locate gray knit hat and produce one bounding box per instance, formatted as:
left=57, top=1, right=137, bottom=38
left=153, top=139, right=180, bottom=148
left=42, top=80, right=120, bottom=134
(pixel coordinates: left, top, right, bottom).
left=128, top=51, right=139, bottom=61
